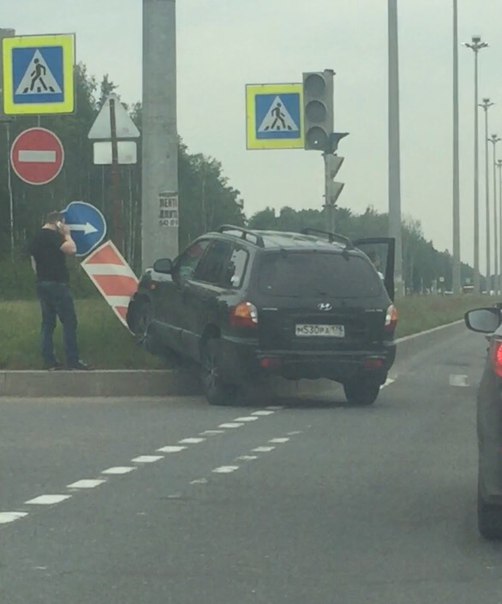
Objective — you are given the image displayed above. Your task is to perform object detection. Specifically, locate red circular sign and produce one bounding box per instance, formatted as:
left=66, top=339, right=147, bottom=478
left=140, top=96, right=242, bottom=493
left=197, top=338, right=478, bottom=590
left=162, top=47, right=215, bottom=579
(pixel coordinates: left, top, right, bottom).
left=10, top=127, right=65, bottom=186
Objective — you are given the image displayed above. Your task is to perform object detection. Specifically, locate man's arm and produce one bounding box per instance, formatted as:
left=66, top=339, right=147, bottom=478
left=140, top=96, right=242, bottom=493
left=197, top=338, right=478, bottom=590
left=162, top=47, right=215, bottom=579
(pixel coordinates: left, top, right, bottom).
left=59, top=225, right=77, bottom=256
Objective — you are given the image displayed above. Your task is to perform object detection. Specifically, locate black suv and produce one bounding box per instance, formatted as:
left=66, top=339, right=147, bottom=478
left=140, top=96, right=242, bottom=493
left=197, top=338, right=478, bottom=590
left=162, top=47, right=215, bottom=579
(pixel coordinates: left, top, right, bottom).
left=127, top=226, right=397, bottom=406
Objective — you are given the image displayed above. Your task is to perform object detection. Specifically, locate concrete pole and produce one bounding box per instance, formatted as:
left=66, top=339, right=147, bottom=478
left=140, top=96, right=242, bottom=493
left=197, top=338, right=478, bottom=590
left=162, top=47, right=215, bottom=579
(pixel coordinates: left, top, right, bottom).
left=465, top=36, right=488, bottom=293
left=488, top=134, right=501, bottom=290
left=480, top=99, right=493, bottom=289
left=142, top=0, right=179, bottom=270
left=452, top=0, right=461, bottom=294
left=388, top=0, right=404, bottom=296
left=497, top=159, right=502, bottom=293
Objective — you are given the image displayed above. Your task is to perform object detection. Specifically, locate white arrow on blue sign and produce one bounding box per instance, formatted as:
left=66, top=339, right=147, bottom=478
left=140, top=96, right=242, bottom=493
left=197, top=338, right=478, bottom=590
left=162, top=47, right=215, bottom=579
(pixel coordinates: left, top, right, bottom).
left=61, top=201, right=107, bottom=257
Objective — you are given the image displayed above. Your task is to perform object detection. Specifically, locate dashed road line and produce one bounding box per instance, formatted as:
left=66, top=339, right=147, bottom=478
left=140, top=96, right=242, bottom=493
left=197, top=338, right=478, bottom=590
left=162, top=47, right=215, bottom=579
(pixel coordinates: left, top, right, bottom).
left=156, top=445, right=187, bottom=453
left=218, top=422, right=244, bottom=428
left=0, top=512, right=28, bottom=524
left=212, top=466, right=240, bottom=474
left=131, top=455, right=164, bottom=463
left=179, top=437, right=206, bottom=444
left=67, top=479, right=106, bottom=489
left=252, top=446, right=276, bottom=453
left=101, top=466, right=136, bottom=475
left=25, top=495, right=71, bottom=505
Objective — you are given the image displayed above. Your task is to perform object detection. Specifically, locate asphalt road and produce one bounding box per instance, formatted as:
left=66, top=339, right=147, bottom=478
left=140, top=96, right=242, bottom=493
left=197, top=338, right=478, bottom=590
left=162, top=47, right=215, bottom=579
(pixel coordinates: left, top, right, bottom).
left=2, top=326, right=502, bottom=603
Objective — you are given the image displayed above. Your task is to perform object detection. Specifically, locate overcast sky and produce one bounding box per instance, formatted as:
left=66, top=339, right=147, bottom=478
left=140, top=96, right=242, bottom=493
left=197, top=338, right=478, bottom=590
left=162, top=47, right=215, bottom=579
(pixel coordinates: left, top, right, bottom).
left=5, top=0, right=502, bottom=268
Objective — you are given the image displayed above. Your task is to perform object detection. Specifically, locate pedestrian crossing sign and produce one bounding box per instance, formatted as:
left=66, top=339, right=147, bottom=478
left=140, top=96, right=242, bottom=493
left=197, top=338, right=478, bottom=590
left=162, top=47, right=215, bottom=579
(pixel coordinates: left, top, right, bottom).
left=246, top=83, right=304, bottom=150
left=2, top=34, right=75, bottom=115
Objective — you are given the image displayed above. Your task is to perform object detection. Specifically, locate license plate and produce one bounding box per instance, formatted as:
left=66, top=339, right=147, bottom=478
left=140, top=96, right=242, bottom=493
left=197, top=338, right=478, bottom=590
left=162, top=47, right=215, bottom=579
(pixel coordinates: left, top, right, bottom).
left=295, top=324, right=345, bottom=337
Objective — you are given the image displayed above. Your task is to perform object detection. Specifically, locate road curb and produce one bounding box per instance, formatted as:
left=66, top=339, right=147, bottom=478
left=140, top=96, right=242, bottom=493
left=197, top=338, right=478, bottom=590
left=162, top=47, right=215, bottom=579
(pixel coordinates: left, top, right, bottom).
left=0, top=369, right=202, bottom=398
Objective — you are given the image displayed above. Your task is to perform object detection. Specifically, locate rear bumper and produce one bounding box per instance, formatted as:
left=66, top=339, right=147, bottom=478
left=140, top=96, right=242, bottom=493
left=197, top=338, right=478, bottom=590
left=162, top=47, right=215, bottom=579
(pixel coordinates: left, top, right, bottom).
left=218, top=336, right=396, bottom=383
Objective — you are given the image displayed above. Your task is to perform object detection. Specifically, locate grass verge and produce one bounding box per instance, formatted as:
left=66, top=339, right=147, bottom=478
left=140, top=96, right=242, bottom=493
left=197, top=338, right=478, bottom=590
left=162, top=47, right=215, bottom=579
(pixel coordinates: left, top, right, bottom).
left=0, top=294, right=494, bottom=370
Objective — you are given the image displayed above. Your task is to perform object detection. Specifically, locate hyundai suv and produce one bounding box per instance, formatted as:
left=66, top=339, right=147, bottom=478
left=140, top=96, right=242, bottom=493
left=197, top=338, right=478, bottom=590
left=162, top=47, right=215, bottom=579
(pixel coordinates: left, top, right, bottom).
left=127, top=226, right=397, bottom=406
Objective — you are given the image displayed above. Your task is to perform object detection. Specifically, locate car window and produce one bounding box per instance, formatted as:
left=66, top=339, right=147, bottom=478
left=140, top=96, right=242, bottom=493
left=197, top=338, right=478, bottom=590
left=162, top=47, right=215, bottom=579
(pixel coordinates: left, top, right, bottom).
left=174, top=239, right=210, bottom=283
left=193, top=240, right=232, bottom=285
left=221, top=247, right=249, bottom=288
left=256, top=251, right=384, bottom=298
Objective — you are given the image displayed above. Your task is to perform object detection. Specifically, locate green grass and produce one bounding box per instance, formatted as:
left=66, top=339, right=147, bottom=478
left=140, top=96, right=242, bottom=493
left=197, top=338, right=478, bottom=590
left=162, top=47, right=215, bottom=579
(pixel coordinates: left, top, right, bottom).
left=0, top=294, right=495, bottom=370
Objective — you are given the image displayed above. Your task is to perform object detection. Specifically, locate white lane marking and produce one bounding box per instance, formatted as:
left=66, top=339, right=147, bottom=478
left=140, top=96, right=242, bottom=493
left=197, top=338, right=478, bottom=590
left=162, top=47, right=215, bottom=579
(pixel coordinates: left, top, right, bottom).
left=101, top=466, right=136, bottom=475
left=252, top=446, right=276, bottom=452
left=449, top=374, right=469, bottom=387
left=218, top=423, right=243, bottom=428
left=381, top=378, right=395, bottom=389
left=213, top=466, right=239, bottom=474
left=0, top=512, right=28, bottom=524
left=156, top=445, right=187, bottom=453
left=287, top=431, right=303, bottom=436
left=269, top=438, right=290, bottom=444
left=251, top=410, right=275, bottom=416
left=395, top=320, right=463, bottom=343
left=67, top=479, right=106, bottom=489
left=131, top=455, right=164, bottom=463
left=179, top=438, right=205, bottom=444
left=266, top=406, right=284, bottom=410
left=25, top=495, right=71, bottom=505
left=236, top=455, right=259, bottom=461
left=200, top=430, right=225, bottom=435
left=190, top=478, right=209, bottom=485
left=233, top=416, right=259, bottom=422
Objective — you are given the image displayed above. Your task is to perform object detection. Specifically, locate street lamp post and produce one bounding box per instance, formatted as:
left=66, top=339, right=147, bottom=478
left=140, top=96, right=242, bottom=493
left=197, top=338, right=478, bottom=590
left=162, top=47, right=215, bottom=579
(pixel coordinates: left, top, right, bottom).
left=465, top=36, right=488, bottom=294
left=480, top=98, right=493, bottom=290
left=489, top=134, right=501, bottom=293
left=497, top=158, right=502, bottom=293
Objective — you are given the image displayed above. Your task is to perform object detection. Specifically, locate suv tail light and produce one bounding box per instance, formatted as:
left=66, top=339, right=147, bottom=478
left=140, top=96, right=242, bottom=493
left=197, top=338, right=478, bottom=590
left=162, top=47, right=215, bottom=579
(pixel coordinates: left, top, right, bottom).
left=384, top=304, right=398, bottom=333
left=490, top=339, right=502, bottom=377
left=230, top=302, right=258, bottom=328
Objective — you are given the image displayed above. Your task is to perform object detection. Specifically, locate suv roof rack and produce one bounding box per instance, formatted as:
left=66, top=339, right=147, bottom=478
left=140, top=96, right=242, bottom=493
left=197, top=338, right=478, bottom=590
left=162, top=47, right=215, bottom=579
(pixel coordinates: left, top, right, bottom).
left=217, top=225, right=265, bottom=248
left=301, top=228, right=353, bottom=248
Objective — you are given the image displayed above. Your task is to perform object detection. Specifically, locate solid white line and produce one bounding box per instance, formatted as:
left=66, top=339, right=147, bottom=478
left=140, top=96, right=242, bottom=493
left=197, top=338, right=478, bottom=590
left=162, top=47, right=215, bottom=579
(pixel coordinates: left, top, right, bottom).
left=380, top=378, right=396, bottom=389
left=101, top=466, right=136, bottom=475
left=218, top=423, right=243, bottom=428
left=212, top=466, right=239, bottom=473
left=233, top=416, right=259, bottom=422
left=178, top=438, right=205, bottom=444
left=131, top=455, right=164, bottom=463
left=67, top=479, right=106, bottom=489
left=25, top=495, right=71, bottom=505
left=156, top=445, right=187, bottom=453
left=251, top=410, right=275, bottom=416
left=0, top=512, right=28, bottom=524
left=269, top=438, right=290, bottom=444
left=252, top=446, right=276, bottom=453
left=395, top=320, right=463, bottom=343
left=18, top=150, right=56, bottom=163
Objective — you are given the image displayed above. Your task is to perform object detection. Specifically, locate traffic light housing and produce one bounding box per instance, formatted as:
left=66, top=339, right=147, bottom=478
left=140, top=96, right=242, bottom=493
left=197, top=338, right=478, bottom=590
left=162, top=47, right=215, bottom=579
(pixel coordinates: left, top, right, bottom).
left=303, top=70, right=334, bottom=151
left=324, top=154, right=345, bottom=206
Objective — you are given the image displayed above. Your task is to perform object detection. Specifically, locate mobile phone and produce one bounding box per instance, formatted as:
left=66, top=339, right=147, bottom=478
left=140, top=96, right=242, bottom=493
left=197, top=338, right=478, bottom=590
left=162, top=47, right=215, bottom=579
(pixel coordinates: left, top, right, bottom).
left=56, top=221, right=63, bottom=231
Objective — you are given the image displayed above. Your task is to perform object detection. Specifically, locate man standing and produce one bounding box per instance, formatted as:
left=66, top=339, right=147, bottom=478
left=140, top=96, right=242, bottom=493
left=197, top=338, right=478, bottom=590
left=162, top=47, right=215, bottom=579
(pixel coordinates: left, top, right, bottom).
left=29, top=210, right=89, bottom=370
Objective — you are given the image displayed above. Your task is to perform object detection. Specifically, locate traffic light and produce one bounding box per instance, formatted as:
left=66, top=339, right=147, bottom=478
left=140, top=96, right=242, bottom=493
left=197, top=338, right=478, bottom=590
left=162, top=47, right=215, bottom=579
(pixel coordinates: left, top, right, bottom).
left=324, top=154, right=345, bottom=206
left=303, top=70, right=334, bottom=151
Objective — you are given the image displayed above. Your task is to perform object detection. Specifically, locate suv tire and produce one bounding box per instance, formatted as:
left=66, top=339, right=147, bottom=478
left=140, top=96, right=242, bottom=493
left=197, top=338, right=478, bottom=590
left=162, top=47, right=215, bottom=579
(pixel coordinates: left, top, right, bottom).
left=478, top=480, right=502, bottom=540
left=200, top=339, right=236, bottom=406
left=343, top=377, right=381, bottom=406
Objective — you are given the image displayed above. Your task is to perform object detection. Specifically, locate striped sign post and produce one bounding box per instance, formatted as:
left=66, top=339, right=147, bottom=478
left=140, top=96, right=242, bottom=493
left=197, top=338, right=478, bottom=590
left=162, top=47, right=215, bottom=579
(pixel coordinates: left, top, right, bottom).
left=81, top=241, right=138, bottom=328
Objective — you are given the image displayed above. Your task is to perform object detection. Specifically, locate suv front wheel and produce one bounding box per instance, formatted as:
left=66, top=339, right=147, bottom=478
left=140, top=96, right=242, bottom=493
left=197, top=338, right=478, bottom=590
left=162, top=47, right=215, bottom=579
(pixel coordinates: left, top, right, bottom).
left=200, top=339, right=236, bottom=406
left=343, top=377, right=381, bottom=406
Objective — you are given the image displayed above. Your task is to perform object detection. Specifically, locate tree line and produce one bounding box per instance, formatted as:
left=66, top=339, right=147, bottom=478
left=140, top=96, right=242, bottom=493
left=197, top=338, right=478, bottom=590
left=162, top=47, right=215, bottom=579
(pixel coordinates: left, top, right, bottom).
left=0, top=63, right=475, bottom=293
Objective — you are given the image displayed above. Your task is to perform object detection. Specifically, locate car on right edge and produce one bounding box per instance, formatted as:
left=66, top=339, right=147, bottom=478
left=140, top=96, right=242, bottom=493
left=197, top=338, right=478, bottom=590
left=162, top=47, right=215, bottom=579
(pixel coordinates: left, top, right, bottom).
left=465, top=304, right=502, bottom=539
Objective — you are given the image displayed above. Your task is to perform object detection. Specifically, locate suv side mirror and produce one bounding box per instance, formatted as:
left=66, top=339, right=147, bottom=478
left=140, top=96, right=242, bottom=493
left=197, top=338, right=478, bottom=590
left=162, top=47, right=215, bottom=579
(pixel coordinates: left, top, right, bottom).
left=153, top=258, right=173, bottom=274
left=465, top=308, right=501, bottom=333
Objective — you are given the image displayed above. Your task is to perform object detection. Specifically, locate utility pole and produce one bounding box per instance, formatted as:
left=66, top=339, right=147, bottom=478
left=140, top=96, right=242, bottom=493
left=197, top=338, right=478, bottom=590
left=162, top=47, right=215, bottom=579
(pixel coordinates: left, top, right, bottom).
left=489, top=134, right=501, bottom=291
left=497, top=159, right=502, bottom=293
left=465, top=36, right=488, bottom=294
left=452, top=0, right=461, bottom=294
left=480, top=98, right=493, bottom=290
left=388, top=0, right=404, bottom=296
left=142, top=0, right=178, bottom=270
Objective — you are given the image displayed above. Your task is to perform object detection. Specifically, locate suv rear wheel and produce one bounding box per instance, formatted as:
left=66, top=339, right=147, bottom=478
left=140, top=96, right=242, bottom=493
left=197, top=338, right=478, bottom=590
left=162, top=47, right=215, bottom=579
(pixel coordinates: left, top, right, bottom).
left=200, top=339, right=236, bottom=406
left=343, top=377, right=381, bottom=406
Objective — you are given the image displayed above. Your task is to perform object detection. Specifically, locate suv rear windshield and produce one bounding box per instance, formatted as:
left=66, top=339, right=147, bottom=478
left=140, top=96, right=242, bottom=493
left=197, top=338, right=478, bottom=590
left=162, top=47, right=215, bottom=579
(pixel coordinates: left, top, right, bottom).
left=257, top=251, right=384, bottom=298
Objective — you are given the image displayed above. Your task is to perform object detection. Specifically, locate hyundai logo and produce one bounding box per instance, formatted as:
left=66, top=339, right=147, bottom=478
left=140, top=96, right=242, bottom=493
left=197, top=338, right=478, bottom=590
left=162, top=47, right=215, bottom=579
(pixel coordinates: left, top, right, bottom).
left=317, top=303, right=332, bottom=311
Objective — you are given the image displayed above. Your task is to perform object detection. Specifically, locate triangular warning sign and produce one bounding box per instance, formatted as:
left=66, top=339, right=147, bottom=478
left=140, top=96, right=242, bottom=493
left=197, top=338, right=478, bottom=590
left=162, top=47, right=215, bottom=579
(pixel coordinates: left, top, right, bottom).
left=15, top=50, right=62, bottom=96
left=88, top=94, right=141, bottom=140
left=258, top=96, right=299, bottom=133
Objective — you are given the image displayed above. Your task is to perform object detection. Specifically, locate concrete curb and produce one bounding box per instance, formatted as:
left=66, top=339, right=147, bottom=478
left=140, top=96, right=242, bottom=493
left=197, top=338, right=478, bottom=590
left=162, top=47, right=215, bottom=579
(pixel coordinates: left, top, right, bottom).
left=0, top=369, right=202, bottom=398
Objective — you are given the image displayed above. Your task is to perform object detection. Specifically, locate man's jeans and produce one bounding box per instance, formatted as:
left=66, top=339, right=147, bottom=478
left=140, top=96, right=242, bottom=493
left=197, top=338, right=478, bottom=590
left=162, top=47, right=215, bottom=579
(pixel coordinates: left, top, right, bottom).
left=36, top=281, right=79, bottom=366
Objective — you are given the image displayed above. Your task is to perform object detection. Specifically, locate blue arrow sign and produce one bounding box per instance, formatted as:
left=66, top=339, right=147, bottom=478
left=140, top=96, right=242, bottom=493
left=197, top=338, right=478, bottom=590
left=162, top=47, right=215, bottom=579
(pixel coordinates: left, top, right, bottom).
left=61, top=201, right=107, bottom=257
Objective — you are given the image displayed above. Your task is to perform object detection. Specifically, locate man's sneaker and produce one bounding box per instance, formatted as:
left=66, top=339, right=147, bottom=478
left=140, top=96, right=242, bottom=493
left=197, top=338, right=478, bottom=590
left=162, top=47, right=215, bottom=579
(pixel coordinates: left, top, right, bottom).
left=44, top=361, right=64, bottom=371
left=67, top=360, right=91, bottom=371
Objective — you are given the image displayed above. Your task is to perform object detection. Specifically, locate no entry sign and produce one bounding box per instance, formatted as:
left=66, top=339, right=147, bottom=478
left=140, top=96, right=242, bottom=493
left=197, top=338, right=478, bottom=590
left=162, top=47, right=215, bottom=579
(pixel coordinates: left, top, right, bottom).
left=10, top=127, right=64, bottom=185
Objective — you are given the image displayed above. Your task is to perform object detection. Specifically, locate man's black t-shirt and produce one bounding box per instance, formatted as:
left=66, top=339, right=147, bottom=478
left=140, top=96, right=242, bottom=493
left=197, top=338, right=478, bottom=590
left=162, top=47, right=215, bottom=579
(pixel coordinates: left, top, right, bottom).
left=29, top=228, right=69, bottom=283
